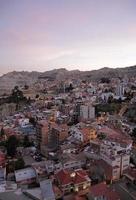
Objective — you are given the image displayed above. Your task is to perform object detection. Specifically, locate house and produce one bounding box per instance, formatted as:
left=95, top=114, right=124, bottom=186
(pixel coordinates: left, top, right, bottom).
left=15, top=167, right=36, bottom=185
left=87, top=182, right=120, bottom=200
left=60, top=143, right=77, bottom=154
left=60, top=153, right=86, bottom=170
left=55, top=169, right=91, bottom=194
left=40, top=179, right=55, bottom=200
left=70, top=127, right=96, bottom=143
left=32, top=161, right=47, bottom=178
left=123, top=168, right=136, bottom=186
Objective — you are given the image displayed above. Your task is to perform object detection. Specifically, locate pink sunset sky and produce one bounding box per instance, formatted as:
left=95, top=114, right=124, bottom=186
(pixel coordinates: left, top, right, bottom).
left=0, top=0, right=136, bottom=75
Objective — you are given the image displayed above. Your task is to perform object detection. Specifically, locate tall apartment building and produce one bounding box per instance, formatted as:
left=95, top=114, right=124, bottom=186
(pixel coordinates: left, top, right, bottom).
left=80, top=105, right=95, bottom=121
left=100, top=140, right=131, bottom=180
left=48, top=126, right=59, bottom=151
left=36, top=120, right=68, bottom=154
left=36, top=120, right=49, bottom=150
left=115, top=82, right=125, bottom=98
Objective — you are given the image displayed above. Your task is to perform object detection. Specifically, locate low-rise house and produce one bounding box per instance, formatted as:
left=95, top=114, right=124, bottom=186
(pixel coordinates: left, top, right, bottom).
left=87, top=182, right=120, bottom=200
left=60, top=143, right=77, bottom=154
left=32, top=161, right=47, bottom=178
left=45, top=160, right=55, bottom=174
left=60, top=153, right=86, bottom=170
left=15, top=167, right=37, bottom=185
left=40, top=179, right=55, bottom=200
left=123, top=168, right=136, bottom=186
left=55, top=169, right=91, bottom=194
left=70, top=127, right=96, bottom=143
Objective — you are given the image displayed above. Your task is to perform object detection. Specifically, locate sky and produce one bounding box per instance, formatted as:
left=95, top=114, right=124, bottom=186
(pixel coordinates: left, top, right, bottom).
left=0, top=0, right=136, bottom=75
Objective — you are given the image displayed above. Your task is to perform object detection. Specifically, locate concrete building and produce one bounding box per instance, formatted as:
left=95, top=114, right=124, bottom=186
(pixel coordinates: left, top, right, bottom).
left=55, top=169, right=91, bottom=194
left=15, top=167, right=36, bottom=185
left=36, top=120, right=49, bottom=150
left=70, top=127, right=97, bottom=143
left=40, top=179, right=55, bottom=200
left=48, top=126, right=59, bottom=151
left=100, top=140, right=131, bottom=180
left=115, top=82, right=125, bottom=98
left=80, top=105, right=95, bottom=121
left=87, top=182, right=120, bottom=200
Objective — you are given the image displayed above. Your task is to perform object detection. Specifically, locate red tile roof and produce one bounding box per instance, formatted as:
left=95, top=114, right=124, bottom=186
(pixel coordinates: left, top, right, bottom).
left=56, top=169, right=90, bottom=186
left=94, top=160, right=113, bottom=181
left=99, top=127, right=132, bottom=145
left=56, top=169, right=72, bottom=185
left=90, top=182, right=120, bottom=200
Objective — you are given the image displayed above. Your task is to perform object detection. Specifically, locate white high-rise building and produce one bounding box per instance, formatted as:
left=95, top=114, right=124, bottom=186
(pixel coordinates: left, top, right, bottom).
left=115, top=82, right=124, bottom=98
left=80, top=105, right=95, bottom=120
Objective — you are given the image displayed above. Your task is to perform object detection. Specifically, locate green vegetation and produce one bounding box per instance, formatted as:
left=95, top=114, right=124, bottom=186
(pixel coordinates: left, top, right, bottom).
left=10, top=86, right=25, bottom=103
left=7, top=135, right=19, bottom=157
left=29, top=117, right=37, bottom=126
left=131, top=128, right=136, bottom=140
left=15, top=157, right=25, bottom=170
left=95, top=103, right=122, bottom=115
left=7, top=157, right=25, bottom=173
left=125, top=105, right=136, bottom=123
left=0, top=127, right=5, bottom=137
left=8, top=86, right=27, bottom=109
left=98, top=133, right=106, bottom=140
left=100, top=77, right=110, bottom=84
left=23, top=135, right=33, bottom=147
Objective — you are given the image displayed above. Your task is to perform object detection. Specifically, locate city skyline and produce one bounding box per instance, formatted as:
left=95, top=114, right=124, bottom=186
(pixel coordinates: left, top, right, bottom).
left=0, top=0, right=136, bottom=75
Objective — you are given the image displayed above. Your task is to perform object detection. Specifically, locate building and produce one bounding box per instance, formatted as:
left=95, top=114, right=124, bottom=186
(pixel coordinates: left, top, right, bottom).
left=115, top=82, right=125, bottom=98
left=87, top=182, right=120, bottom=200
left=60, top=153, right=86, bottom=170
left=40, top=179, right=55, bottom=200
left=36, top=120, right=49, bottom=150
left=37, top=120, right=68, bottom=153
left=100, top=139, right=131, bottom=180
left=48, top=126, right=59, bottom=151
left=32, top=161, right=47, bottom=178
left=55, top=169, right=91, bottom=194
left=123, top=168, right=136, bottom=186
left=80, top=105, right=95, bottom=121
left=15, top=167, right=37, bottom=185
left=70, top=127, right=97, bottom=143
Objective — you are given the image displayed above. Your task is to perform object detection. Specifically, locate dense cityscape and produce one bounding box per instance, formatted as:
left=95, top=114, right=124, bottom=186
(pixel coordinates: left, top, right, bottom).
left=0, top=69, right=136, bottom=200
left=1, top=0, right=136, bottom=199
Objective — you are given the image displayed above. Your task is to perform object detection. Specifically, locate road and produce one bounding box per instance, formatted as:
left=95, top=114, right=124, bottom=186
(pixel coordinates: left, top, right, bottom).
left=112, top=182, right=136, bottom=200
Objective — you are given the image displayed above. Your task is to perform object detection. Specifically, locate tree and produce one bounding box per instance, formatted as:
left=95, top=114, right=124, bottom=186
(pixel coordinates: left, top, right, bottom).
left=7, top=135, right=18, bottom=157
left=11, top=86, right=24, bottom=103
left=100, top=77, right=110, bottom=84
left=35, top=94, right=39, bottom=99
left=15, top=157, right=25, bottom=170
left=131, top=128, right=136, bottom=138
left=24, top=85, right=29, bottom=90
left=23, top=135, right=32, bottom=147
left=98, top=133, right=106, bottom=140
left=29, top=117, right=36, bottom=126
left=0, top=127, right=5, bottom=137
left=107, top=95, right=114, bottom=104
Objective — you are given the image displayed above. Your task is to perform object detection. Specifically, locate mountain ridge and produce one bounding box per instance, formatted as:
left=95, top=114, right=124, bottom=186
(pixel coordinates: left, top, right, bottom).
left=0, top=65, right=136, bottom=94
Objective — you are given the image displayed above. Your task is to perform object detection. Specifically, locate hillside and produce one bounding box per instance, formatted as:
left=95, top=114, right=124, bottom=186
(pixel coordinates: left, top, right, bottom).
left=0, top=65, right=136, bottom=94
